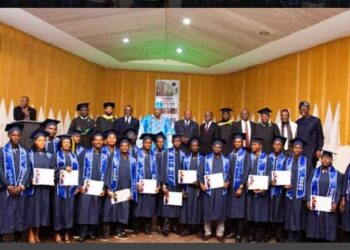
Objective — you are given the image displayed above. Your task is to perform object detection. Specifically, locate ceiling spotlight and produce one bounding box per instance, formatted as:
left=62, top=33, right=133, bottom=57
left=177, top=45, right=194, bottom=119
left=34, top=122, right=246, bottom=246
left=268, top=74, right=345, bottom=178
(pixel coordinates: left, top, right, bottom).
left=259, top=31, right=270, bottom=36
left=122, top=37, right=130, bottom=44
left=182, top=18, right=191, bottom=25
left=176, top=48, right=183, bottom=54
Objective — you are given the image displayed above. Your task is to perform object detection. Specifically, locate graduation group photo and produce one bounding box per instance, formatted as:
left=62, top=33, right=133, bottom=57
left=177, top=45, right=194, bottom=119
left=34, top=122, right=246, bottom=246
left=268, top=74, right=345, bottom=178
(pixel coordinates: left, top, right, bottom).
left=2, top=4, right=350, bottom=246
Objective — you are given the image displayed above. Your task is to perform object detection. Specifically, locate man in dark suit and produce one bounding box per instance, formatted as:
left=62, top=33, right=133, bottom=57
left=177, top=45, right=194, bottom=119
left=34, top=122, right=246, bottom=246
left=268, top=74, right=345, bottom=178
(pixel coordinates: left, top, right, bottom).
left=232, top=109, right=257, bottom=149
left=114, top=105, right=140, bottom=136
left=13, top=96, right=37, bottom=121
left=174, top=110, right=199, bottom=154
left=199, top=111, right=220, bottom=155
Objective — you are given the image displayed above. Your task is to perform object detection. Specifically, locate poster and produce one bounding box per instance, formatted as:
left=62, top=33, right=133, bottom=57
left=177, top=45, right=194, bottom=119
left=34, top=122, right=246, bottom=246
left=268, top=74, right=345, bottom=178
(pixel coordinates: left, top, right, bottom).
left=155, top=79, right=180, bottom=121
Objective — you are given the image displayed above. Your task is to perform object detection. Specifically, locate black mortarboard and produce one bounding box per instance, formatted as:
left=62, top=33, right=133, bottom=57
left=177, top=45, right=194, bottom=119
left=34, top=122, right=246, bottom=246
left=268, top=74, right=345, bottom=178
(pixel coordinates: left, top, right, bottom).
left=272, top=135, right=287, bottom=146
left=119, top=136, right=132, bottom=145
left=155, top=132, right=166, bottom=141
left=91, top=130, right=104, bottom=139
left=220, top=108, right=233, bottom=113
left=232, top=133, right=246, bottom=141
left=41, top=119, right=60, bottom=128
left=258, top=107, right=272, bottom=115
left=70, top=129, right=81, bottom=136
left=76, top=103, right=89, bottom=111
left=103, top=102, right=115, bottom=109
left=140, top=133, right=154, bottom=141
left=188, top=136, right=201, bottom=145
left=30, top=129, right=49, bottom=140
left=57, top=134, right=71, bottom=141
left=5, top=122, right=24, bottom=133
left=251, top=136, right=264, bottom=144
left=124, top=128, right=137, bottom=138
left=299, top=101, right=310, bottom=109
left=290, top=137, right=307, bottom=147
left=172, top=133, right=183, bottom=140
left=321, top=150, right=337, bottom=159
left=212, top=138, right=226, bottom=146
left=103, top=129, right=118, bottom=139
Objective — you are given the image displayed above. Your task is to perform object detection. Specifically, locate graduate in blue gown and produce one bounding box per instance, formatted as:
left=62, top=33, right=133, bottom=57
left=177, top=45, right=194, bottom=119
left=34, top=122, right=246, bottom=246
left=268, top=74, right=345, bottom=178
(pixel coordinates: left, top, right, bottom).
left=306, top=150, right=342, bottom=242
left=340, top=163, right=350, bottom=241
left=53, top=135, right=79, bottom=243
left=26, top=129, right=56, bottom=243
left=102, top=136, right=137, bottom=239
left=71, top=129, right=85, bottom=157
left=160, top=134, right=185, bottom=237
left=133, top=134, right=160, bottom=235
left=246, top=136, right=272, bottom=243
left=179, top=136, right=203, bottom=237
left=0, top=123, right=30, bottom=242
left=284, top=138, right=312, bottom=242
left=199, top=138, right=230, bottom=243
left=227, top=133, right=251, bottom=243
left=41, top=119, right=60, bottom=155
left=268, top=135, right=287, bottom=242
left=76, top=131, right=108, bottom=243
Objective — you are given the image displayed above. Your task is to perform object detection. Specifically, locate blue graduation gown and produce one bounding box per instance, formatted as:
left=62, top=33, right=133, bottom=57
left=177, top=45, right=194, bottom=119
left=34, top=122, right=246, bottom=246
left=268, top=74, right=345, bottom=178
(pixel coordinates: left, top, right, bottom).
left=341, top=164, right=350, bottom=232
left=180, top=155, right=202, bottom=225
left=284, top=157, right=312, bottom=231
left=155, top=149, right=164, bottom=216
left=306, top=167, right=342, bottom=241
left=227, top=150, right=251, bottom=219
left=53, top=153, right=75, bottom=231
left=0, top=146, right=30, bottom=234
left=199, top=156, right=228, bottom=221
left=159, top=150, right=182, bottom=218
left=76, top=150, right=105, bottom=225
left=26, top=151, right=56, bottom=228
left=102, top=155, right=132, bottom=224
left=246, top=153, right=272, bottom=222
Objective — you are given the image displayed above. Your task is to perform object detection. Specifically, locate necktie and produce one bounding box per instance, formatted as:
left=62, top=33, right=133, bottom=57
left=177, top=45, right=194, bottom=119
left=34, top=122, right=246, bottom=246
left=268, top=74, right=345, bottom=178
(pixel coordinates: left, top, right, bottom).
left=185, top=120, right=189, bottom=128
left=205, top=123, right=209, bottom=134
left=245, top=122, right=250, bottom=146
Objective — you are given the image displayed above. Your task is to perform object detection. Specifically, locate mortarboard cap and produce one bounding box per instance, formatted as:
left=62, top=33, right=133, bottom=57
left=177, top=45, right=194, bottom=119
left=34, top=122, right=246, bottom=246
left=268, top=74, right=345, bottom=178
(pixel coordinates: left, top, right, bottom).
left=103, top=102, right=115, bottom=109
left=76, top=103, right=89, bottom=111
left=41, top=119, right=60, bottom=128
left=5, top=122, right=24, bottom=133
left=30, top=129, right=49, bottom=140
left=272, top=135, right=287, bottom=146
left=258, top=107, right=272, bottom=115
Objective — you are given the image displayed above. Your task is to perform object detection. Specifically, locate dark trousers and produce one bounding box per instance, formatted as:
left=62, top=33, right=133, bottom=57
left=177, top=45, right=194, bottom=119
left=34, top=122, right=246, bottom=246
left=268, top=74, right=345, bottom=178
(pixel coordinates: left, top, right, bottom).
left=134, top=217, right=152, bottom=232
left=249, top=222, right=267, bottom=242
left=287, top=230, right=301, bottom=242
left=79, top=224, right=97, bottom=239
left=162, top=218, right=179, bottom=234
left=231, top=219, right=245, bottom=237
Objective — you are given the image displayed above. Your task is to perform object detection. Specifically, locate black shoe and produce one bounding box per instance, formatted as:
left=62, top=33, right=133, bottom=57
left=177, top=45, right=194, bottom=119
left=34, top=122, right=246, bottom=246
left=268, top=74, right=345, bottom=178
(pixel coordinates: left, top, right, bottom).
left=89, top=234, right=96, bottom=241
left=76, top=237, right=86, bottom=243
left=247, top=235, right=255, bottom=243
left=276, top=237, right=285, bottom=243
left=217, top=236, right=225, bottom=243
left=101, top=234, right=109, bottom=242
left=180, top=230, right=190, bottom=237
left=162, top=231, right=169, bottom=237
left=202, top=235, right=210, bottom=241
left=115, top=232, right=128, bottom=239
left=263, top=236, right=270, bottom=243
left=144, top=229, right=152, bottom=235
left=133, top=229, right=140, bottom=235
left=235, top=236, right=242, bottom=243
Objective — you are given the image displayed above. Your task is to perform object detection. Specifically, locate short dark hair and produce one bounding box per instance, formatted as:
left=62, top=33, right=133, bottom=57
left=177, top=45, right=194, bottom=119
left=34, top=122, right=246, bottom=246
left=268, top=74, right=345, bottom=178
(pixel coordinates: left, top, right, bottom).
left=280, top=109, right=289, bottom=114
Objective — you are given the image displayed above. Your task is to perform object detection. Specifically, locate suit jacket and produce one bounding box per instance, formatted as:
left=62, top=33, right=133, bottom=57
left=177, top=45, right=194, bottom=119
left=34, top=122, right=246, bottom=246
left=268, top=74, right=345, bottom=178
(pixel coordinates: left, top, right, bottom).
left=277, top=121, right=297, bottom=150
left=13, top=106, right=37, bottom=121
left=199, top=121, right=220, bottom=155
left=115, top=116, right=140, bottom=135
left=231, top=120, right=257, bottom=146
left=175, top=119, right=199, bottom=154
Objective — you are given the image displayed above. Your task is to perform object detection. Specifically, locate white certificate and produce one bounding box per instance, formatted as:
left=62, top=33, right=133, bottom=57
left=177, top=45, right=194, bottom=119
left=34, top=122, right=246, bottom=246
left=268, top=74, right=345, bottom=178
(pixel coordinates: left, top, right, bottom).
left=247, top=175, right=269, bottom=190
left=139, top=179, right=157, bottom=194
left=271, top=171, right=291, bottom=186
left=164, top=191, right=183, bottom=206
left=33, top=168, right=55, bottom=186
left=311, top=195, right=332, bottom=212
left=178, top=170, right=197, bottom=184
left=111, top=189, right=132, bottom=204
left=83, top=179, right=104, bottom=196
left=59, top=170, right=79, bottom=186
left=204, top=173, right=224, bottom=189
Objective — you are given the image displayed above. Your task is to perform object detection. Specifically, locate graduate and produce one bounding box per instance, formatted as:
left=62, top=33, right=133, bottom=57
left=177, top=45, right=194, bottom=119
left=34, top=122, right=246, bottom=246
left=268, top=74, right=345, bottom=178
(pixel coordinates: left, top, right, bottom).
left=124, top=128, right=141, bottom=159
left=179, top=136, right=203, bottom=237
left=71, top=129, right=85, bottom=156
left=0, top=123, right=30, bottom=243
left=340, top=163, right=350, bottom=241
left=41, top=119, right=60, bottom=154
left=246, top=136, right=272, bottom=243
left=53, top=134, right=79, bottom=243
left=26, top=129, right=56, bottom=243
left=101, top=136, right=137, bottom=240
left=68, top=103, right=96, bottom=148
left=306, top=150, right=342, bottom=242
left=217, top=108, right=234, bottom=156
left=268, top=135, right=287, bottom=242
left=76, top=131, right=108, bottom=243
left=95, top=102, right=116, bottom=133
left=160, top=134, right=185, bottom=237
left=227, top=133, right=251, bottom=243
left=133, top=134, right=160, bottom=235
left=284, top=138, right=312, bottom=242
left=255, top=108, right=281, bottom=154
left=198, top=138, right=229, bottom=243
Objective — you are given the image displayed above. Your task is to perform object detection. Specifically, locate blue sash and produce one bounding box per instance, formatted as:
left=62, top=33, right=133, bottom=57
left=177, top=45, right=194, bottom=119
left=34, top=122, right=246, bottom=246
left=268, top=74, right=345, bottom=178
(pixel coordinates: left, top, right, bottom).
left=167, top=148, right=185, bottom=188
left=129, top=145, right=141, bottom=159
left=311, top=165, right=337, bottom=214
left=3, top=143, right=28, bottom=196
left=250, top=152, right=267, bottom=175
left=83, top=148, right=108, bottom=182
left=27, top=150, right=53, bottom=196
left=269, top=152, right=286, bottom=198
left=75, top=145, right=84, bottom=156
left=346, top=166, right=350, bottom=201
left=286, top=155, right=307, bottom=200
left=137, top=149, right=157, bottom=181
left=182, top=153, right=202, bottom=192
left=46, top=137, right=59, bottom=154
left=110, top=151, right=138, bottom=202
left=228, top=148, right=246, bottom=190
left=204, top=153, right=229, bottom=196
left=56, top=150, right=79, bottom=199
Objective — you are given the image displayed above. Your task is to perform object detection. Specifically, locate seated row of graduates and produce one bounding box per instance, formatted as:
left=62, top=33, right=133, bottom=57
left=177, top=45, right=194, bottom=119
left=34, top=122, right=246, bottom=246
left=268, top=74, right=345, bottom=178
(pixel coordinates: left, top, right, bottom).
left=1, top=120, right=350, bottom=243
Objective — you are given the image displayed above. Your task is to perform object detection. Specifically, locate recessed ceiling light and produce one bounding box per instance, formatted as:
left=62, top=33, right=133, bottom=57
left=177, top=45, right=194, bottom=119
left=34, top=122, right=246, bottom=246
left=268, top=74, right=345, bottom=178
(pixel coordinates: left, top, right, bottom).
left=122, top=37, right=130, bottom=44
left=182, top=18, right=191, bottom=25
left=259, top=31, right=270, bottom=36
left=176, top=48, right=183, bottom=54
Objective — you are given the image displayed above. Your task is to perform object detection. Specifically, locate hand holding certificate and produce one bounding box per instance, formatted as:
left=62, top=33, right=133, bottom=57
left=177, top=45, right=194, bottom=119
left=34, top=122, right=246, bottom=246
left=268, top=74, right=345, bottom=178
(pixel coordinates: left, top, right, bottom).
left=247, top=175, right=269, bottom=190
left=164, top=191, right=183, bottom=206
left=311, top=195, right=332, bottom=212
left=83, top=179, right=104, bottom=196
left=111, top=189, right=132, bottom=204
left=139, top=179, right=157, bottom=194
left=60, top=170, right=79, bottom=186
left=271, top=171, right=291, bottom=186
left=204, top=173, right=224, bottom=189
left=33, top=168, right=55, bottom=186
left=178, top=170, right=197, bottom=184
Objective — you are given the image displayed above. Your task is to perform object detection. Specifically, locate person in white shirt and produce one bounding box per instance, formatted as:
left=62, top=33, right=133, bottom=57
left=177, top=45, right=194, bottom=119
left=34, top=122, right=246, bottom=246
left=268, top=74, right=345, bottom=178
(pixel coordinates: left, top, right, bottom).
left=276, top=109, right=297, bottom=155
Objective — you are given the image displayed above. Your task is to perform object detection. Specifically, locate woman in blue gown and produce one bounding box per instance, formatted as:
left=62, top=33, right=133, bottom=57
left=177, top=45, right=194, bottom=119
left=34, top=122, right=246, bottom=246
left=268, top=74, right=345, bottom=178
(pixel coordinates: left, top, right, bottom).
left=340, top=163, right=350, bottom=241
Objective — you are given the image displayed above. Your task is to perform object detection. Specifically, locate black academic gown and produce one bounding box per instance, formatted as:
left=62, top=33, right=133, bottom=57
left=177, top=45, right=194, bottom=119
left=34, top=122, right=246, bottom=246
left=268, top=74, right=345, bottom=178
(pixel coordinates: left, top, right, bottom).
left=95, top=115, right=116, bottom=133
left=174, top=120, right=199, bottom=154
left=255, top=122, right=280, bottom=154
left=0, top=146, right=30, bottom=234
left=68, top=117, right=96, bottom=148
left=217, top=120, right=234, bottom=156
